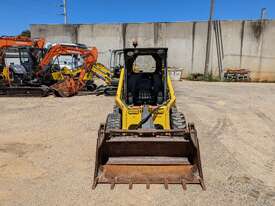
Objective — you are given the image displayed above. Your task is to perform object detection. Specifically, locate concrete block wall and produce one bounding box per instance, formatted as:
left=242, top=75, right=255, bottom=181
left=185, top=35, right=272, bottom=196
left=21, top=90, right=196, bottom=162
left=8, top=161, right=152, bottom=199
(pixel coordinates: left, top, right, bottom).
left=31, top=20, right=275, bottom=81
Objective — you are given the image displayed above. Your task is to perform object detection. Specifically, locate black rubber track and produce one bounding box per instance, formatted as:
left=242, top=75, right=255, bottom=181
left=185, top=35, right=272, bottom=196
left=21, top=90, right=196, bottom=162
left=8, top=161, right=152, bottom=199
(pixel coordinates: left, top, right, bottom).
left=170, top=107, right=187, bottom=129
left=106, top=112, right=121, bottom=130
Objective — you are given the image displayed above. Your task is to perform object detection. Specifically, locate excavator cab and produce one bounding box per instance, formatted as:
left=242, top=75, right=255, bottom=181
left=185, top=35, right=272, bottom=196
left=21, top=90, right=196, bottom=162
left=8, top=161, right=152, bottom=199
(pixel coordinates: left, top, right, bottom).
left=0, top=36, right=50, bottom=96
left=1, top=46, right=39, bottom=85
left=0, top=46, right=50, bottom=96
left=93, top=48, right=205, bottom=190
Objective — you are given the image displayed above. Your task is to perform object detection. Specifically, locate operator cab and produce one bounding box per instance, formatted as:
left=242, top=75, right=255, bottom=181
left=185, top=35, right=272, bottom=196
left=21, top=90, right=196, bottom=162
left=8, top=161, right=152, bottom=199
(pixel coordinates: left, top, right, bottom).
left=4, top=46, right=36, bottom=72
left=3, top=46, right=38, bottom=82
left=110, top=49, right=124, bottom=78
left=51, top=54, right=84, bottom=71
left=123, top=48, right=168, bottom=106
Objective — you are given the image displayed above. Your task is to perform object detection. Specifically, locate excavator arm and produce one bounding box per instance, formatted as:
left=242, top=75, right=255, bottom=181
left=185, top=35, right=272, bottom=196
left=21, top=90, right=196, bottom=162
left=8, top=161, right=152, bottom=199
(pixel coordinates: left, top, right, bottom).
left=91, top=63, right=113, bottom=85
left=47, top=46, right=123, bottom=97
left=39, top=44, right=96, bottom=68
left=36, top=44, right=98, bottom=82
left=0, top=36, right=45, bottom=49
left=49, top=46, right=98, bottom=97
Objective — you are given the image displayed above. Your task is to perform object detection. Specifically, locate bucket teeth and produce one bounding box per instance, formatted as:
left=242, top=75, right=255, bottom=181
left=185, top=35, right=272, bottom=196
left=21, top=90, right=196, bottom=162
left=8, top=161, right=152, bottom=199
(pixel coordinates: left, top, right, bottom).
left=92, top=177, right=98, bottom=190
left=128, top=180, right=133, bottom=190
left=181, top=179, right=187, bottom=190
left=164, top=179, right=168, bottom=190
left=199, top=178, right=207, bottom=190
left=146, top=181, right=150, bottom=189
left=110, top=182, right=115, bottom=190
left=92, top=178, right=204, bottom=191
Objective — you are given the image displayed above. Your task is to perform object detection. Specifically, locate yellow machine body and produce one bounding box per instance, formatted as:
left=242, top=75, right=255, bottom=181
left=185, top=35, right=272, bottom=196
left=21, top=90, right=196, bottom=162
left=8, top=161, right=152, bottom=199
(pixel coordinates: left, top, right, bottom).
left=115, top=68, right=176, bottom=130
left=51, top=66, right=93, bottom=81
left=93, top=48, right=205, bottom=190
left=2, top=67, right=10, bottom=81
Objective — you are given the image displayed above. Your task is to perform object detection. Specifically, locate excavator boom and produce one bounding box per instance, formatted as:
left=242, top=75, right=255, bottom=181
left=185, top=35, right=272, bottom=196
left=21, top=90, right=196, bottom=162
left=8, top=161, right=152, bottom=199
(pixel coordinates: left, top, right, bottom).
left=91, top=63, right=112, bottom=85
left=49, top=48, right=122, bottom=97
left=48, top=45, right=98, bottom=97
left=0, top=36, right=45, bottom=49
left=38, top=44, right=96, bottom=69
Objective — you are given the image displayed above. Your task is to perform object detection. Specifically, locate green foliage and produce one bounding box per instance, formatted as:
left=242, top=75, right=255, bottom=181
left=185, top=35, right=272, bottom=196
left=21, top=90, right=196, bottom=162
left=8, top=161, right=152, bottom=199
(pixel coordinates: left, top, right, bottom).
left=186, top=73, right=204, bottom=81
left=20, top=30, right=31, bottom=37
left=186, top=73, right=221, bottom=82
left=204, top=74, right=221, bottom=82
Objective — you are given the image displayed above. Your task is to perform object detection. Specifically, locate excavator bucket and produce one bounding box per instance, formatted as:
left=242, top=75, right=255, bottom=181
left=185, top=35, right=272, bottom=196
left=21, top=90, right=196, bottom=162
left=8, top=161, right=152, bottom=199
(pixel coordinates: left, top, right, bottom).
left=50, top=78, right=78, bottom=97
left=93, top=123, right=205, bottom=190
left=51, top=78, right=97, bottom=97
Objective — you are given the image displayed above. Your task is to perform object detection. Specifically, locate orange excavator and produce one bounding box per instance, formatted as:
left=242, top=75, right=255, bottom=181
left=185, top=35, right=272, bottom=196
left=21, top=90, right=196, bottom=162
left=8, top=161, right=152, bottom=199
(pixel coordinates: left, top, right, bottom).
left=0, top=38, right=98, bottom=96
left=0, top=36, right=45, bottom=74
left=39, top=44, right=90, bottom=69
left=51, top=49, right=125, bottom=97
left=37, top=43, right=97, bottom=77
left=0, top=36, right=48, bottom=96
left=48, top=45, right=98, bottom=97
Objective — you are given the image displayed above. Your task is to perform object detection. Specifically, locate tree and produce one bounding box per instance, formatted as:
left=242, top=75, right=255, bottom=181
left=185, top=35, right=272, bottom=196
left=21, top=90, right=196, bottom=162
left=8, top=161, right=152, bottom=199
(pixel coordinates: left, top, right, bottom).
left=20, top=30, right=31, bottom=37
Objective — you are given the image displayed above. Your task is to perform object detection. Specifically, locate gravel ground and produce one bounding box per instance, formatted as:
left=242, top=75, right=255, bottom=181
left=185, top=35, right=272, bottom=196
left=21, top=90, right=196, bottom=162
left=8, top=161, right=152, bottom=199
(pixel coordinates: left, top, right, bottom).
left=0, top=81, right=275, bottom=206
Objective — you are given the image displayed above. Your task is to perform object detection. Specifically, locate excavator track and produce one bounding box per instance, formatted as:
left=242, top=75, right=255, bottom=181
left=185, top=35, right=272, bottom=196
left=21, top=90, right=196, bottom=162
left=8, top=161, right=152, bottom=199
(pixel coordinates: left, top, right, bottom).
left=0, top=85, right=51, bottom=97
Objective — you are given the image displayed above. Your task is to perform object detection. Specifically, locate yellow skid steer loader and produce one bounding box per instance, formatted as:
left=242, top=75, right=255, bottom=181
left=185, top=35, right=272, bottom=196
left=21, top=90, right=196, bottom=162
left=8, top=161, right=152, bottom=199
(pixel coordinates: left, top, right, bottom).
left=93, top=48, right=205, bottom=190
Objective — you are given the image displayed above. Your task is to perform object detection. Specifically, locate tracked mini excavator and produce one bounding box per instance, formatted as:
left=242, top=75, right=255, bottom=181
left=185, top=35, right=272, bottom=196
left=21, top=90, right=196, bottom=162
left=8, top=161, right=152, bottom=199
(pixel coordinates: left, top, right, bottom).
left=0, top=41, right=98, bottom=97
left=51, top=49, right=123, bottom=97
left=37, top=44, right=98, bottom=86
left=93, top=48, right=205, bottom=190
left=91, top=49, right=124, bottom=96
left=49, top=46, right=98, bottom=97
left=0, top=36, right=48, bottom=96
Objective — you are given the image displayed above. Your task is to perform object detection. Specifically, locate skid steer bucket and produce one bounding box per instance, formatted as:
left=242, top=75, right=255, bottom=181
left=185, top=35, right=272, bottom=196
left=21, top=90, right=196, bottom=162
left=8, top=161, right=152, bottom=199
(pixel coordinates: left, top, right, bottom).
left=93, top=123, right=205, bottom=190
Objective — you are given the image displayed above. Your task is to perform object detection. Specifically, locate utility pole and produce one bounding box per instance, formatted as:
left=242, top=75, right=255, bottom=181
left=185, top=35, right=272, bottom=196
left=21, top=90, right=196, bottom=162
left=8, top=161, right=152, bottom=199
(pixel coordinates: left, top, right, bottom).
left=260, top=8, right=267, bottom=20
left=60, top=0, right=68, bottom=24
left=204, top=0, right=215, bottom=78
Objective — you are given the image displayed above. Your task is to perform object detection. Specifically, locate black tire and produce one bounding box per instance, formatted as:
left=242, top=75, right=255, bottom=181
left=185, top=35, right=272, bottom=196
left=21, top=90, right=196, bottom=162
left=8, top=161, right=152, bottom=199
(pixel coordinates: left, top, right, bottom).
left=41, top=85, right=51, bottom=97
left=170, top=107, right=187, bottom=129
left=106, top=113, right=121, bottom=130
left=104, top=86, right=117, bottom=96
left=86, top=81, right=97, bottom=91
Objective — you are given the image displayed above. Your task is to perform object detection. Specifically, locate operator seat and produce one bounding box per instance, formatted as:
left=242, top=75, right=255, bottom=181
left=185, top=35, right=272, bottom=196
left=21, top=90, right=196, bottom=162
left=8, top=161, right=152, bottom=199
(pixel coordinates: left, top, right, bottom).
left=127, top=72, right=163, bottom=106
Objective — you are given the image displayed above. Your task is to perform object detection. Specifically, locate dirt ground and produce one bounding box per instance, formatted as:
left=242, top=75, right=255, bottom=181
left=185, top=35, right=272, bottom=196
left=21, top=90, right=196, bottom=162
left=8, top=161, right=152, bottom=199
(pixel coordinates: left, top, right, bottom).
left=0, top=81, right=275, bottom=206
